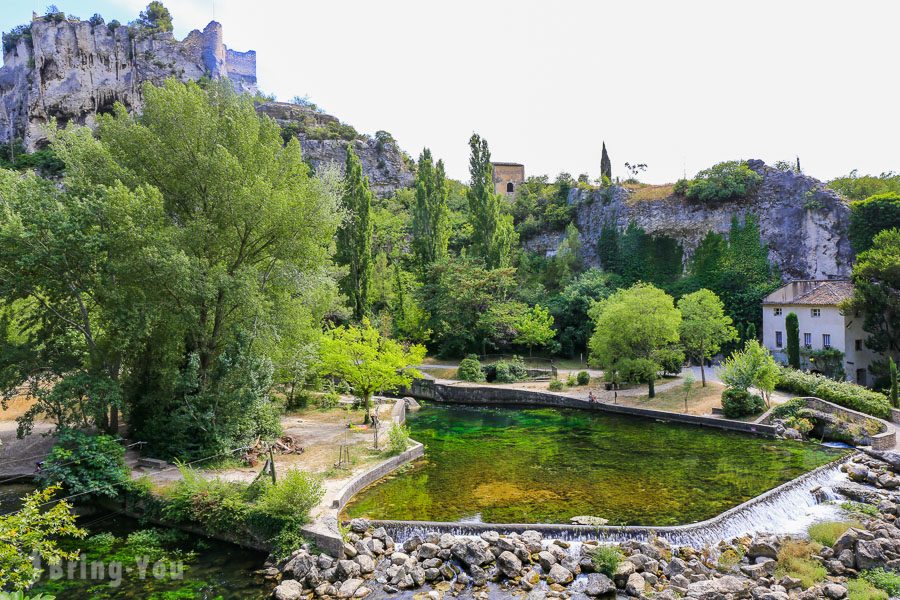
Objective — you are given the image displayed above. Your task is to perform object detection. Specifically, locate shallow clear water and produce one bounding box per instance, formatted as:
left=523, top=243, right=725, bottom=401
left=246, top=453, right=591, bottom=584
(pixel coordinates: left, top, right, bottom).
left=1, top=484, right=270, bottom=599
left=343, top=403, right=846, bottom=525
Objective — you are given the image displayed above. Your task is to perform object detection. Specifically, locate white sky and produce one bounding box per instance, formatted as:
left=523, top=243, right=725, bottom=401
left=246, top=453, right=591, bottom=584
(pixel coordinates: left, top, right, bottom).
left=3, top=0, right=899, bottom=183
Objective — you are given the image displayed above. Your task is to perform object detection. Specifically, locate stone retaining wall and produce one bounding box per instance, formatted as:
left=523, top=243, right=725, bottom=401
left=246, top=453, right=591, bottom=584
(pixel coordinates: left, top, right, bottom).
left=332, top=442, right=424, bottom=511
left=408, top=379, right=778, bottom=436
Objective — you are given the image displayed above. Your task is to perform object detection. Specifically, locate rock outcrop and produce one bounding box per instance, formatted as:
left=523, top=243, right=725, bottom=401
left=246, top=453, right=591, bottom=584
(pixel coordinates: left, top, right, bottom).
left=528, top=161, right=853, bottom=281
left=0, top=14, right=256, bottom=150
left=257, top=102, right=414, bottom=198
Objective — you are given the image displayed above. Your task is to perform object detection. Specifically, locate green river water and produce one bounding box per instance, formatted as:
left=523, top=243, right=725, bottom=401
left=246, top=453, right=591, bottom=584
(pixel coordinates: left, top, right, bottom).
left=343, top=403, right=845, bottom=525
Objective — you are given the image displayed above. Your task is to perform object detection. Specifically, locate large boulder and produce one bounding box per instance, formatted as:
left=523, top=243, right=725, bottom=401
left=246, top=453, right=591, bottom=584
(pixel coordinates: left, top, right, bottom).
left=548, top=563, right=575, bottom=585
left=273, top=579, right=304, bottom=600
left=497, top=550, right=523, bottom=578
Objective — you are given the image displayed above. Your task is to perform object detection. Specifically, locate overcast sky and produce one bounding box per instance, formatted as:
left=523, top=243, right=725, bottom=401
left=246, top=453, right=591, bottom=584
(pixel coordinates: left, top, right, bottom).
left=3, top=0, right=899, bottom=183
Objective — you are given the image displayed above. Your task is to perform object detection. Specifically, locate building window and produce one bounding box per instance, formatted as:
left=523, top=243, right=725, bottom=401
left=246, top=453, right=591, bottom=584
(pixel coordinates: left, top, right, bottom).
left=856, top=368, right=867, bottom=386
left=855, top=339, right=863, bottom=351
left=803, top=333, right=812, bottom=348
left=823, top=334, right=831, bottom=349
left=811, top=308, right=821, bottom=317
left=775, top=331, right=783, bottom=348
left=773, top=307, right=782, bottom=316
left=506, top=182, right=515, bottom=194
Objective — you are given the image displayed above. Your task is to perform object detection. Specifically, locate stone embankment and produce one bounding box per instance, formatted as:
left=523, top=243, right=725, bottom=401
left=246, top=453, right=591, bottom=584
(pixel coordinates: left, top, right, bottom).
left=266, top=451, right=900, bottom=600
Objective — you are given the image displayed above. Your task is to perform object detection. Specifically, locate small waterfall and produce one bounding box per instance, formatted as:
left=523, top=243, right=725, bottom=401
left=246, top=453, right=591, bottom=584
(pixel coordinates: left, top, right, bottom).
left=374, top=457, right=852, bottom=549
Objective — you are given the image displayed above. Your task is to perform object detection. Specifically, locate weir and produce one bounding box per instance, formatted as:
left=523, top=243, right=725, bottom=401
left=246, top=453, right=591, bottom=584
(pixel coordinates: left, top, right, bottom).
left=370, top=454, right=852, bottom=549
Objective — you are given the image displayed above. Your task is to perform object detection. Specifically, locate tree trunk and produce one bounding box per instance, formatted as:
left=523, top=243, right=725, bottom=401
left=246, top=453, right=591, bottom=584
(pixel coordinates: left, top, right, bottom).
left=648, top=377, right=655, bottom=398
left=364, top=394, right=372, bottom=424
left=700, top=363, right=706, bottom=387
left=109, top=406, right=118, bottom=434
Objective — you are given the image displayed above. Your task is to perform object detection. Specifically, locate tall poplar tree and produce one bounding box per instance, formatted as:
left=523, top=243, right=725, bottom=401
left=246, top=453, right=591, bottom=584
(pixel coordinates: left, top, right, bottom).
left=467, top=134, right=515, bottom=268
left=411, top=148, right=449, bottom=274
left=337, top=145, right=374, bottom=321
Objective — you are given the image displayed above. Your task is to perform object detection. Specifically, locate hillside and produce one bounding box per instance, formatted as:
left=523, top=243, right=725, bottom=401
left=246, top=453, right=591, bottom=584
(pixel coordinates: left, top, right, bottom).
left=524, top=160, right=853, bottom=281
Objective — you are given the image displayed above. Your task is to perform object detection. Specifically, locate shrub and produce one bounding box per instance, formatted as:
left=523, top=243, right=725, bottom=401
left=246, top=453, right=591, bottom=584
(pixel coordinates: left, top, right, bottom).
left=808, top=521, right=860, bottom=547
left=770, top=397, right=807, bottom=420
left=256, top=469, right=324, bottom=523
left=848, top=578, right=888, bottom=600
left=589, top=545, right=623, bottom=577
left=566, top=373, right=578, bottom=386
left=387, top=423, right=410, bottom=455
left=655, top=346, right=685, bottom=376
left=317, top=390, right=340, bottom=409
left=776, top=366, right=891, bottom=418
left=577, top=371, right=591, bottom=385
left=493, top=357, right=528, bottom=383
left=776, top=539, right=826, bottom=589
left=716, top=546, right=745, bottom=572
left=684, top=161, right=763, bottom=202
left=548, top=379, right=565, bottom=391
left=786, top=416, right=814, bottom=435
left=39, top=430, right=130, bottom=500
left=161, top=464, right=250, bottom=534
left=721, top=388, right=766, bottom=418
left=673, top=178, right=689, bottom=196
left=841, top=501, right=880, bottom=517
left=861, top=568, right=900, bottom=597
left=457, top=355, right=485, bottom=382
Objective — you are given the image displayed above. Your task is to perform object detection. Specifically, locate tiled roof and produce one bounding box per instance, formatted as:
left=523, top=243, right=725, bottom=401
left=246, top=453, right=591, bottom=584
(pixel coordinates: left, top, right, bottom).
left=763, top=280, right=854, bottom=306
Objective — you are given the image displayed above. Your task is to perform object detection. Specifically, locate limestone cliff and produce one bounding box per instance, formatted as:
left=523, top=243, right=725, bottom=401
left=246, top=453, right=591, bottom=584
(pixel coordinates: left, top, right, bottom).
left=527, top=160, right=853, bottom=281
left=257, top=102, right=414, bottom=198
left=0, top=15, right=256, bottom=150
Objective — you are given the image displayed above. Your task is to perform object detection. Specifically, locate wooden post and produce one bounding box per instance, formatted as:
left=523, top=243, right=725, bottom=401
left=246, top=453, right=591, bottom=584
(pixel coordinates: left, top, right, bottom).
left=268, top=444, right=276, bottom=484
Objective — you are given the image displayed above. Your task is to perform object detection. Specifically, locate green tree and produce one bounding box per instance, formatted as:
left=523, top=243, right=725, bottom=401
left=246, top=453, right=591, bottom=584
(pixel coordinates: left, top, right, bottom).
left=0, top=167, right=158, bottom=437
left=337, top=144, right=374, bottom=321
left=319, top=319, right=425, bottom=423
left=411, top=148, right=449, bottom=274
left=844, top=228, right=900, bottom=358
left=547, top=268, right=620, bottom=358
left=0, top=485, right=86, bottom=591
left=828, top=170, right=900, bottom=201
left=588, top=283, right=682, bottom=397
left=515, top=305, right=555, bottom=356
left=136, top=1, right=173, bottom=32
left=684, top=160, right=762, bottom=202
left=467, top=134, right=515, bottom=268
left=848, top=192, right=900, bottom=253
left=37, top=79, right=341, bottom=459
left=677, top=289, right=737, bottom=386
left=719, top=339, right=779, bottom=407
left=786, top=312, right=801, bottom=369
left=421, top=256, right=522, bottom=356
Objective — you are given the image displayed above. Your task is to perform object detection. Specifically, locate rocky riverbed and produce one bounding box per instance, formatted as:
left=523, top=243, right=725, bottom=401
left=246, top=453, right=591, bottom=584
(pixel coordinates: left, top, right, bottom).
left=266, top=452, right=900, bottom=599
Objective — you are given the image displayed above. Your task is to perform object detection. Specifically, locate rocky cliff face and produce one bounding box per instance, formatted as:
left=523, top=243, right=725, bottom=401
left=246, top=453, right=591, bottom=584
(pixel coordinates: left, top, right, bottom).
left=527, top=160, right=853, bottom=281
left=0, top=15, right=256, bottom=150
left=257, top=102, right=414, bottom=198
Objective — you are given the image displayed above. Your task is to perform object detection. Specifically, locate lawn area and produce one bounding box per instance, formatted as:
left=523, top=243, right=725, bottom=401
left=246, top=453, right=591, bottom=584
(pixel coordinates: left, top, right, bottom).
left=612, top=380, right=726, bottom=416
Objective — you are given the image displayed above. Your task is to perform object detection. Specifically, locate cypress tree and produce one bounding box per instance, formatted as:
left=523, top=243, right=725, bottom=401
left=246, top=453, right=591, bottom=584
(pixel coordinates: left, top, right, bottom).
left=890, top=357, right=898, bottom=409
left=786, top=312, right=800, bottom=368
left=336, top=145, right=374, bottom=321
left=600, top=142, right=612, bottom=181
left=467, top=133, right=514, bottom=268
left=411, top=148, right=449, bottom=275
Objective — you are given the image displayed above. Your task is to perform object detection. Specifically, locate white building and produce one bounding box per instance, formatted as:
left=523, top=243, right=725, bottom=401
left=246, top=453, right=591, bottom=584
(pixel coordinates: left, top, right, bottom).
left=761, top=280, right=879, bottom=386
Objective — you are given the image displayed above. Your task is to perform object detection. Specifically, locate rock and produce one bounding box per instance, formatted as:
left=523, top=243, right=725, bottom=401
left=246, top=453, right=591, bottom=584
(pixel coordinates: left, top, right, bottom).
left=273, top=579, right=304, bottom=600
left=856, top=540, right=887, bottom=570
left=349, top=518, right=370, bottom=533
left=833, top=529, right=860, bottom=555
left=665, top=557, right=688, bottom=577
left=314, top=582, right=336, bottom=597
left=498, top=550, right=523, bottom=578
left=317, top=554, right=334, bottom=570
left=418, top=543, right=441, bottom=560
left=847, top=464, right=870, bottom=483
left=371, top=527, right=387, bottom=540
left=342, top=542, right=358, bottom=558
left=748, top=538, right=780, bottom=561
left=823, top=584, right=847, bottom=599
left=625, top=572, right=646, bottom=596
left=549, top=564, right=575, bottom=585
left=336, top=578, right=364, bottom=598
left=687, top=575, right=750, bottom=599
left=353, top=586, right=371, bottom=598
left=403, top=536, right=422, bottom=553
left=741, top=559, right=775, bottom=579
left=778, top=575, right=803, bottom=590
left=627, top=553, right=658, bottom=574
left=782, top=428, right=803, bottom=440
left=584, top=572, right=616, bottom=596
left=538, top=550, right=558, bottom=570
left=521, top=530, right=544, bottom=553
left=670, top=574, right=691, bottom=591
left=614, top=560, right=636, bottom=586
left=451, top=540, right=490, bottom=567
left=335, top=559, right=361, bottom=580
left=480, top=531, right=500, bottom=544
left=354, top=554, right=375, bottom=574
left=284, top=552, right=316, bottom=580
left=424, top=567, right=441, bottom=581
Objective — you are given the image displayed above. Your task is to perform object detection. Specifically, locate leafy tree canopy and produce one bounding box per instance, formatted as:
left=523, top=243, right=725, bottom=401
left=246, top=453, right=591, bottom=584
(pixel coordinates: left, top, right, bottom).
left=680, top=161, right=762, bottom=203
left=849, top=192, right=900, bottom=253
left=678, top=288, right=737, bottom=386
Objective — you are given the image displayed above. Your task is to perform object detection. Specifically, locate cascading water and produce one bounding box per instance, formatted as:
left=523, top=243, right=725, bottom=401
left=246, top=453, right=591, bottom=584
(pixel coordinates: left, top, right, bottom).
left=375, top=456, right=852, bottom=549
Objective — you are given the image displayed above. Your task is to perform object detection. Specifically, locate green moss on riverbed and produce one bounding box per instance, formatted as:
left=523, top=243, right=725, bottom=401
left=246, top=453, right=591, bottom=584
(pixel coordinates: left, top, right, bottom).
left=343, top=404, right=846, bottom=525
